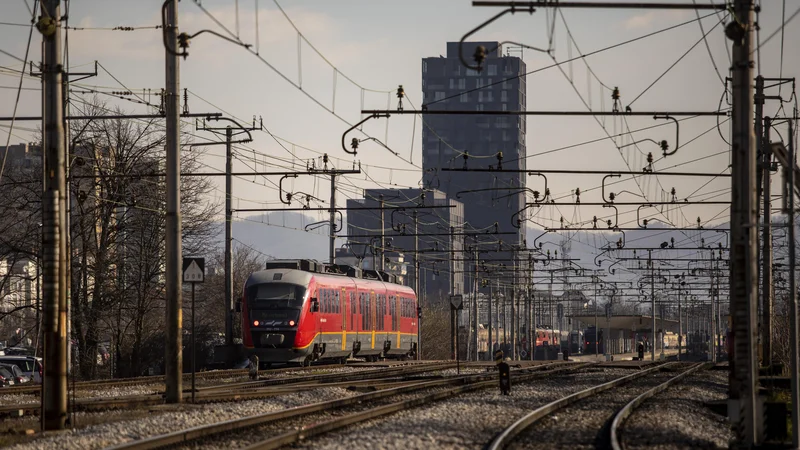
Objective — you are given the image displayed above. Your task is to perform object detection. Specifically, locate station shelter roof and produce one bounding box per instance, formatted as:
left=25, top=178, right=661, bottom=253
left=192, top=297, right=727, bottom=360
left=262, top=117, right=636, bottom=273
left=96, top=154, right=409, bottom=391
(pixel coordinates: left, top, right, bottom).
left=569, top=315, right=680, bottom=333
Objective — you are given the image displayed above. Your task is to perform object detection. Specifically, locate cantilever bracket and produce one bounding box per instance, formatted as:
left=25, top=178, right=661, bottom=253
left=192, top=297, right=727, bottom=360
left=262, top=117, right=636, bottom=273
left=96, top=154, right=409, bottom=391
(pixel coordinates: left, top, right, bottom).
left=602, top=204, right=619, bottom=229
left=278, top=174, right=299, bottom=205
left=602, top=174, right=622, bottom=203
left=637, top=203, right=655, bottom=228
left=653, top=115, right=680, bottom=156
left=390, top=208, right=407, bottom=232
left=341, top=113, right=390, bottom=155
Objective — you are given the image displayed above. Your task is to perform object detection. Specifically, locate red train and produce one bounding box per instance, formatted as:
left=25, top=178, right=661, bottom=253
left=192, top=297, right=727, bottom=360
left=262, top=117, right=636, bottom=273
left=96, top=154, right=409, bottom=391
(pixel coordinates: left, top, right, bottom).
left=241, top=259, right=418, bottom=366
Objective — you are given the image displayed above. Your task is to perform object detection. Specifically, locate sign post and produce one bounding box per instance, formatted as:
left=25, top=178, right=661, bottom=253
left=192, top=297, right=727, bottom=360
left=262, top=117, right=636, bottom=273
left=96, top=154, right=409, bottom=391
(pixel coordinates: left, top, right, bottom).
left=182, top=257, right=205, bottom=403
left=450, top=295, right=463, bottom=375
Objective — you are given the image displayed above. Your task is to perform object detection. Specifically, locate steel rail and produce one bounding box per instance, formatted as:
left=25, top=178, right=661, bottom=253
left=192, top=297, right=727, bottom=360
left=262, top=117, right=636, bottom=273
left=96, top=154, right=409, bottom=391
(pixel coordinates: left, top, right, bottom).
left=193, top=361, right=457, bottom=393
left=0, top=362, right=442, bottom=417
left=240, top=362, right=591, bottom=450
left=109, top=362, right=581, bottom=450
left=487, top=362, right=673, bottom=450
left=609, top=363, right=707, bottom=450
left=0, top=364, right=348, bottom=396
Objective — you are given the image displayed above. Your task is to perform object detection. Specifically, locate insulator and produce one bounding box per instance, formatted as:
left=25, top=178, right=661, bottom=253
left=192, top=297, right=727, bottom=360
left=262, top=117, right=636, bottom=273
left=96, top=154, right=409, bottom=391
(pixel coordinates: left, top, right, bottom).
left=660, top=140, right=669, bottom=152
left=647, top=152, right=653, bottom=164
left=473, top=45, right=487, bottom=68
left=396, top=85, right=405, bottom=99
left=612, top=86, right=620, bottom=101
left=350, top=138, right=359, bottom=151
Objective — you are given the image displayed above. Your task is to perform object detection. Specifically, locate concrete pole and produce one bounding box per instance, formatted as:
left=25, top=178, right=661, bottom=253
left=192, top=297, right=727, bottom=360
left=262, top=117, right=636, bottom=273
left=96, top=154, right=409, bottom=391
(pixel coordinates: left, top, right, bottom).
left=164, top=0, right=183, bottom=404
left=224, top=127, right=233, bottom=347
left=40, top=0, right=68, bottom=430
left=786, top=119, right=799, bottom=448
left=761, top=113, right=773, bottom=368
left=728, top=0, right=759, bottom=444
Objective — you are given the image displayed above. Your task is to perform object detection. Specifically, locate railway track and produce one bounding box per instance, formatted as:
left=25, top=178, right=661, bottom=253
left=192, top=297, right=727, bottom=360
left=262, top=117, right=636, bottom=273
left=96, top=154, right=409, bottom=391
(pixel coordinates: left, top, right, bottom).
left=487, top=362, right=705, bottom=449
left=0, top=362, right=353, bottom=396
left=0, top=360, right=457, bottom=417
left=106, top=361, right=583, bottom=450
left=609, top=363, right=708, bottom=450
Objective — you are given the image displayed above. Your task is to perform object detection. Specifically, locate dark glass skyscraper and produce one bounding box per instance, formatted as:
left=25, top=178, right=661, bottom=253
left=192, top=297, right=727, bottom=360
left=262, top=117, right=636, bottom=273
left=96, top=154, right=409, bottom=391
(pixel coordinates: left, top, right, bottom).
left=422, top=42, right=527, bottom=248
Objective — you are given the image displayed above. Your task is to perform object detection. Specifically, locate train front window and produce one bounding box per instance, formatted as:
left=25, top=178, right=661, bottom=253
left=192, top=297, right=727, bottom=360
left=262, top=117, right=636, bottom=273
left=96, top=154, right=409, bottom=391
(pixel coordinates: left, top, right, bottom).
left=248, top=283, right=306, bottom=309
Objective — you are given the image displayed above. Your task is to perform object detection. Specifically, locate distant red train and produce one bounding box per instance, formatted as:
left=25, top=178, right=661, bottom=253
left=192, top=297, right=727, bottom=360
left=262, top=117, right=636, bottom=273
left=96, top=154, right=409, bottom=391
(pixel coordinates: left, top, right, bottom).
left=241, top=260, right=418, bottom=366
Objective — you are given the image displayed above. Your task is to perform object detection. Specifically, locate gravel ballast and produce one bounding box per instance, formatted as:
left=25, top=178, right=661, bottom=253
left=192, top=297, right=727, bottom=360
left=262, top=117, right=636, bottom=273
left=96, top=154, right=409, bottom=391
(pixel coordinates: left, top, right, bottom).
left=290, top=367, right=632, bottom=450
left=622, top=368, right=732, bottom=450
left=4, top=387, right=357, bottom=450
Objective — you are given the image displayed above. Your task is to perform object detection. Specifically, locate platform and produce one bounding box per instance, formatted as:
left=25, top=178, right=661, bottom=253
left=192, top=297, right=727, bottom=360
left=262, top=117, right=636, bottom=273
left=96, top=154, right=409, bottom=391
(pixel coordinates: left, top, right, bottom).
left=570, top=349, right=678, bottom=363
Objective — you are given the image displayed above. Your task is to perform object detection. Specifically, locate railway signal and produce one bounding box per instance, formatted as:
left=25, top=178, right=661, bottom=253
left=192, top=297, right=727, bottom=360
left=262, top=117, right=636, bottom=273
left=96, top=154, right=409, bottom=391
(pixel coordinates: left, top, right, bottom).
left=183, top=257, right=205, bottom=403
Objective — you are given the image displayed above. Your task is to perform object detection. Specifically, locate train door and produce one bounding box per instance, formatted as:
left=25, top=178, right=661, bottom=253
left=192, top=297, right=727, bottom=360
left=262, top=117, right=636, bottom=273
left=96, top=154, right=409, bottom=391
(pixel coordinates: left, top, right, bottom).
left=341, top=288, right=347, bottom=350
left=370, top=292, right=377, bottom=348
left=391, top=295, right=398, bottom=349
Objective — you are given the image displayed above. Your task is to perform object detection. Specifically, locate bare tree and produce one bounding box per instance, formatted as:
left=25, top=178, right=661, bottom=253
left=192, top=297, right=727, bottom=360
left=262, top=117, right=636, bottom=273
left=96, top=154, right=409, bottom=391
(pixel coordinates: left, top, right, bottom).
left=66, top=98, right=218, bottom=378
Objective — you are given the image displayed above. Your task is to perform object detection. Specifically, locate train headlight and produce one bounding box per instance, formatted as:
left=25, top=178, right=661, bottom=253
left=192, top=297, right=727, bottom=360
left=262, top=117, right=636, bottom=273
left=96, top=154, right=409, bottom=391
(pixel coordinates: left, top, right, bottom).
left=289, top=320, right=296, bottom=327
left=253, top=320, right=260, bottom=327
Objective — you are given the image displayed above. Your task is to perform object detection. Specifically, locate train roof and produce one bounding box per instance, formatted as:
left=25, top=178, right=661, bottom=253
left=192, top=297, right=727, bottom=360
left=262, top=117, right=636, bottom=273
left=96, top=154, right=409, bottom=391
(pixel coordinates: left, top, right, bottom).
left=245, top=259, right=415, bottom=295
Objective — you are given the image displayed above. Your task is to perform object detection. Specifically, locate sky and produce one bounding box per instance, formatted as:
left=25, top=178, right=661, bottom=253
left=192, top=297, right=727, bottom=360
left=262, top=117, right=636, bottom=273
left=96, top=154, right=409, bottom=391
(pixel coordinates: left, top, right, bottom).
left=1, top=0, right=798, bottom=270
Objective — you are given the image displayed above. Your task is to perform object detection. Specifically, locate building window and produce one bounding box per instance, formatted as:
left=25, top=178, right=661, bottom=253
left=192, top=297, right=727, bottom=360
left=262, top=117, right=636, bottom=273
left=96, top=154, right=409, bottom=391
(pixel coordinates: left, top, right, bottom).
left=476, top=104, right=485, bottom=111
left=487, top=91, right=493, bottom=102
left=449, top=79, right=455, bottom=89
left=502, top=103, right=508, bottom=111
left=453, top=65, right=461, bottom=76
left=435, top=91, right=446, bottom=101
left=501, top=90, right=508, bottom=102
left=460, top=93, right=469, bottom=103
left=422, top=61, right=427, bottom=73
left=458, top=79, right=466, bottom=89
left=488, top=64, right=497, bottom=76
left=475, top=79, right=483, bottom=89
left=478, top=91, right=483, bottom=102
left=467, top=68, right=479, bottom=77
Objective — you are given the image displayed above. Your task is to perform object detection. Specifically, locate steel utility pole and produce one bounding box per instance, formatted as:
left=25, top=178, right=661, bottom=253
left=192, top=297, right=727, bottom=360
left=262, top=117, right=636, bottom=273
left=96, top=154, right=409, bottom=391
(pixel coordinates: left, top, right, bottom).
left=528, top=256, right=533, bottom=361
left=678, top=285, right=682, bottom=361
left=197, top=118, right=260, bottom=351
left=329, top=173, right=336, bottom=264
left=413, top=211, right=420, bottom=360
left=510, top=255, right=516, bottom=360
left=761, top=112, right=773, bottom=368
left=40, top=0, right=68, bottom=430
left=450, top=226, right=456, bottom=360
left=650, top=250, right=655, bottom=362
left=473, top=247, right=479, bottom=361
left=488, top=277, right=493, bottom=359
left=728, top=0, right=759, bottom=444
left=164, top=0, right=183, bottom=404
left=379, top=195, right=385, bottom=272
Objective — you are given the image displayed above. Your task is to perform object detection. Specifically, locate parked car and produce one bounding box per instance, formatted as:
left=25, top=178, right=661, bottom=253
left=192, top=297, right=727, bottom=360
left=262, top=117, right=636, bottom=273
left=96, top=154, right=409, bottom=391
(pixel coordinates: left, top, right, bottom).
left=0, top=363, right=30, bottom=384
left=0, top=356, right=42, bottom=384
left=0, top=367, right=16, bottom=387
